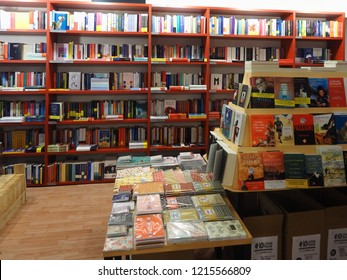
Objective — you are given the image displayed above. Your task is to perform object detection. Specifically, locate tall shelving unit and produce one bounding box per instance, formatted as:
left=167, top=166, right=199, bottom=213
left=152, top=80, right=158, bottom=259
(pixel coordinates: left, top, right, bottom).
left=0, top=1, right=345, bottom=187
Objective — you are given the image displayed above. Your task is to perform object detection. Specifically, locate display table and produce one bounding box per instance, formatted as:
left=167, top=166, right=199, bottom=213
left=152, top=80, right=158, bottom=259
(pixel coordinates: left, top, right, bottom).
left=102, top=199, right=252, bottom=260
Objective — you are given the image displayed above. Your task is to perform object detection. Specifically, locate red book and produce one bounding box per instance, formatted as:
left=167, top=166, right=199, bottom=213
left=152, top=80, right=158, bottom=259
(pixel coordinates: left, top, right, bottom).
left=293, top=114, right=315, bottom=145
left=250, top=114, right=275, bottom=147
left=237, top=152, right=264, bottom=191
left=328, top=78, right=347, bottom=107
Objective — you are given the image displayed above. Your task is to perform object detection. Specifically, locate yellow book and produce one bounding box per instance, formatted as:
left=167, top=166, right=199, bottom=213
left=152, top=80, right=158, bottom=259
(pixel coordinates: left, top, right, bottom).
left=15, top=12, right=30, bottom=29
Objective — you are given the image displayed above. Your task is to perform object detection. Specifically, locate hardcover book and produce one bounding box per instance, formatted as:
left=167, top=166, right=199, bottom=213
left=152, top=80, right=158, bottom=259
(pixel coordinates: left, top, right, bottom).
left=49, top=102, right=64, bottom=121
left=293, top=77, right=312, bottom=108
left=293, top=114, right=315, bottom=145
left=237, top=152, right=264, bottom=191
left=274, top=114, right=294, bottom=146
left=164, top=100, right=176, bottom=115
left=250, top=114, right=275, bottom=147
left=8, top=43, right=23, bottom=60
left=274, top=77, right=295, bottom=108
left=262, top=151, right=286, bottom=190
left=316, top=145, right=346, bottom=187
left=313, top=113, right=337, bottom=145
left=250, top=77, right=275, bottom=108
left=52, top=11, right=69, bottom=30
left=230, top=82, right=241, bottom=105
left=305, top=154, right=324, bottom=187
left=284, top=153, right=308, bottom=188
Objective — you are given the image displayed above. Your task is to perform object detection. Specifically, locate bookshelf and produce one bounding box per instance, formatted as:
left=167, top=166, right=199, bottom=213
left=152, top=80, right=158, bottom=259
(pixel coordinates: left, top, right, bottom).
left=214, top=62, right=347, bottom=192
left=0, top=1, right=345, bottom=186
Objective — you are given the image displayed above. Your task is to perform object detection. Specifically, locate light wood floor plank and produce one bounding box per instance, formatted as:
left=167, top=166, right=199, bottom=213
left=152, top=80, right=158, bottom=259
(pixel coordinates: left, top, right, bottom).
left=0, top=183, right=114, bottom=260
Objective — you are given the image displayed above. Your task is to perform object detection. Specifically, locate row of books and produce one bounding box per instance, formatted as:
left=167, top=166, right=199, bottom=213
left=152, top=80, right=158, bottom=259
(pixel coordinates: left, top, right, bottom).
left=0, top=100, right=45, bottom=118
left=247, top=76, right=347, bottom=109
left=50, top=126, right=146, bottom=149
left=53, top=42, right=148, bottom=61
left=151, top=14, right=206, bottom=34
left=210, top=46, right=284, bottom=63
left=236, top=146, right=347, bottom=191
left=3, top=162, right=44, bottom=185
left=151, top=72, right=203, bottom=88
left=1, top=129, right=45, bottom=150
left=0, top=42, right=46, bottom=61
left=152, top=44, right=204, bottom=61
left=296, top=19, right=342, bottom=38
left=0, top=10, right=46, bottom=30
left=209, top=17, right=293, bottom=36
left=54, top=71, right=147, bottom=90
left=150, top=126, right=205, bottom=147
left=150, top=99, right=205, bottom=117
left=210, top=73, right=244, bottom=91
left=50, top=100, right=147, bottom=120
left=50, top=10, right=149, bottom=32
left=0, top=71, right=46, bottom=88
left=295, top=48, right=331, bottom=64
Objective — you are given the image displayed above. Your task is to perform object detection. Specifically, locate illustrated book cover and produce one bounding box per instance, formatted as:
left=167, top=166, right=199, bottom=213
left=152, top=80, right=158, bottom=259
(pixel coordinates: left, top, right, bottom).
left=262, top=151, right=286, bottom=189
left=305, top=154, right=324, bottom=187
left=293, top=77, right=311, bottom=108
left=316, top=145, right=346, bottom=187
left=313, top=113, right=337, bottom=145
left=237, top=152, right=264, bottom=191
left=250, top=114, right=275, bottom=147
left=274, top=114, right=294, bottom=146
left=274, top=77, right=295, bottom=108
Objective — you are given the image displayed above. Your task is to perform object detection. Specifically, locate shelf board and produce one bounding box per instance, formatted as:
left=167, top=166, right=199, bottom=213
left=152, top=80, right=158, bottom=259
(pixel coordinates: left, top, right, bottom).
left=0, top=60, right=46, bottom=64
left=48, top=89, right=148, bottom=95
left=47, top=147, right=147, bottom=155
left=53, top=119, right=147, bottom=125
left=150, top=145, right=206, bottom=152
left=0, top=29, right=46, bottom=34
left=0, top=121, right=45, bottom=126
left=47, top=179, right=114, bottom=187
left=50, top=30, right=149, bottom=36
left=48, top=60, right=148, bottom=65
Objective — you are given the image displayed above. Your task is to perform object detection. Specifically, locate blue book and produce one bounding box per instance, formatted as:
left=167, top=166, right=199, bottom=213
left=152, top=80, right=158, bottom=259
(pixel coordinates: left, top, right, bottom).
left=334, top=113, right=347, bottom=144
left=53, top=11, right=69, bottom=30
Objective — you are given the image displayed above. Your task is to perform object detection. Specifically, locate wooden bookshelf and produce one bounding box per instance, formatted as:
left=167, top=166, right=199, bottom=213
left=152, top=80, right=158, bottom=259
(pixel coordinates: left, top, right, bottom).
left=0, top=1, right=345, bottom=186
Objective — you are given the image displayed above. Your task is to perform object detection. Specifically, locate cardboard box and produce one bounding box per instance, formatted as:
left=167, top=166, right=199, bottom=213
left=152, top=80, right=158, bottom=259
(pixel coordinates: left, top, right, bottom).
left=267, top=190, right=325, bottom=260
left=302, top=188, right=347, bottom=260
left=227, top=192, right=283, bottom=259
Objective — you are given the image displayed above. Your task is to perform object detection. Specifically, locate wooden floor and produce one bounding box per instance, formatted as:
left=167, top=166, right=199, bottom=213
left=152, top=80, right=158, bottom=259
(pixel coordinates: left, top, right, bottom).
left=0, top=183, right=114, bottom=260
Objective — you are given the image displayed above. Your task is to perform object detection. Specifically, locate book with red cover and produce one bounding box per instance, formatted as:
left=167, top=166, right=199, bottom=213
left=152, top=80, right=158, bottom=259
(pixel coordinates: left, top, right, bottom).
left=237, top=152, right=264, bottom=191
left=293, top=114, right=315, bottom=145
left=250, top=114, right=275, bottom=147
left=328, top=78, right=347, bottom=107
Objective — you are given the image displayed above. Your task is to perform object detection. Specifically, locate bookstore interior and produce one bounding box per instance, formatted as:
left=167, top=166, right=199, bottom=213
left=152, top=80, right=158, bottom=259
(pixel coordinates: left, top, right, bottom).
left=1, top=0, right=347, bottom=260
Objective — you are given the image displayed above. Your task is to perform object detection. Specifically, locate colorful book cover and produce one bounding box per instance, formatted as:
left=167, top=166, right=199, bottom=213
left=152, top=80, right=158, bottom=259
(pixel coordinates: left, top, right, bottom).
left=274, top=114, right=294, bottom=146
left=162, top=208, right=199, bottom=224
left=249, top=77, right=275, bottom=108
left=136, top=194, right=162, bottom=214
left=274, top=77, right=295, bottom=108
left=305, top=154, right=324, bottom=187
left=284, top=153, right=308, bottom=188
left=334, top=113, right=347, bottom=144
left=134, top=213, right=165, bottom=242
left=237, top=152, right=264, bottom=191
left=164, top=99, right=176, bottom=115
left=53, top=11, right=69, bottom=30
left=196, top=204, right=235, bottom=221
left=316, top=145, right=346, bottom=187
left=293, top=77, right=312, bottom=108
left=293, top=114, right=315, bottom=145
left=328, top=78, right=346, bottom=107
left=250, top=114, right=275, bottom=147
left=313, top=113, right=337, bottom=145
left=103, top=228, right=133, bottom=252
left=231, top=110, right=247, bottom=146
left=308, top=78, right=329, bottom=107
left=262, top=151, right=285, bottom=189
left=191, top=193, right=226, bottom=207
left=221, top=103, right=234, bottom=140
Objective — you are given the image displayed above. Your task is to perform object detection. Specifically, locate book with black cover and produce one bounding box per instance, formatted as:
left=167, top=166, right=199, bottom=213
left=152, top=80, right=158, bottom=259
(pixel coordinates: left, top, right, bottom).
left=8, top=43, right=23, bottom=60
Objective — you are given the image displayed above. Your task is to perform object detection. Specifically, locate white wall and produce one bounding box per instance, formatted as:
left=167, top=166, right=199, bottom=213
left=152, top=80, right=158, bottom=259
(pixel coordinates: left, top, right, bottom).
left=147, top=0, right=347, bottom=13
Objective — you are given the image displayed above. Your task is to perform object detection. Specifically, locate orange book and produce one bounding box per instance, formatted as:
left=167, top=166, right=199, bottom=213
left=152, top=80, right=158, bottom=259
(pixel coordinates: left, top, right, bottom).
left=134, top=214, right=165, bottom=242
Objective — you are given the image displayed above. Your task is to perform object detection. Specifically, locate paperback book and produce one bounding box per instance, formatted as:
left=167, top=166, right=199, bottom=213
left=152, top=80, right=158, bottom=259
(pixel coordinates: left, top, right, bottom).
left=293, top=77, right=311, bottom=108
left=293, top=114, right=315, bottom=145
left=313, top=113, right=337, bottom=145
left=262, top=151, right=286, bottom=190
left=274, top=114, right=294, bottom=146
left=250, top=114, right=275, bottom=147
left=249, top=77, right=275, bottom=108
left=274, top=77, right=295, bottom=108
left=284, top=153, right=308, bottom=188
left=305, top=154, right=324, bottom=187
left=316, top=145, right=346, bottom=187
left=237, top=152, right=264, bottom=191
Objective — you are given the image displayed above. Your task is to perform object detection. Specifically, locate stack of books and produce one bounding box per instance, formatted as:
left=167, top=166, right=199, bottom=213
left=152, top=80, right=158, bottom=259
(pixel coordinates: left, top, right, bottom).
left=134, top=214, right=165, bottom=249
